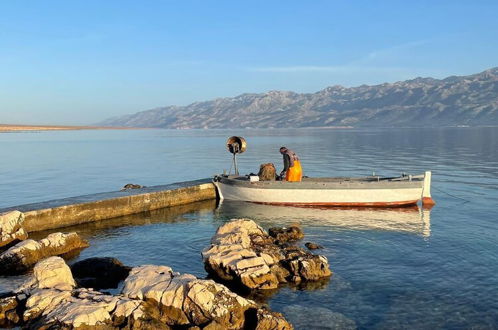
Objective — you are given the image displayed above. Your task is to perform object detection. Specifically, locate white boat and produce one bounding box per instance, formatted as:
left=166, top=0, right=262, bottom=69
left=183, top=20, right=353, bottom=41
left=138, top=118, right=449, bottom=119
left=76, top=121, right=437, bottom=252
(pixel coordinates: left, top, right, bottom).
left=213, top=171, right=435, bottom=208
left=215, top=136, right=435, bottom=208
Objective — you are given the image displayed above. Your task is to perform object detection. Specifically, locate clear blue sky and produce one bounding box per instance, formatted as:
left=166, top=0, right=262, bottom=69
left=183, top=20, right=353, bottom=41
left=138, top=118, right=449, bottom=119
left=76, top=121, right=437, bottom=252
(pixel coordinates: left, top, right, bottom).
left=1, top=0, right=497, bottom=125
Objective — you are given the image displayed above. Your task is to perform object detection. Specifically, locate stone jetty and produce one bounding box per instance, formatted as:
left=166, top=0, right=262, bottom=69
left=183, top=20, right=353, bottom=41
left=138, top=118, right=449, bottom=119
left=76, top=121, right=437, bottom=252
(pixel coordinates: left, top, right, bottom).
left=0, top=179, right=216, bottom=233
left=202, top=219, right=332, bottom=290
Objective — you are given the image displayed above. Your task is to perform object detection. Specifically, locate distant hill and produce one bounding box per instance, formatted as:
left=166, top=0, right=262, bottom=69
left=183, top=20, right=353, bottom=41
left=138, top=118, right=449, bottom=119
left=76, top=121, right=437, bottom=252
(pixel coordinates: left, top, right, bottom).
left=99, top=67, right=498, bottom=128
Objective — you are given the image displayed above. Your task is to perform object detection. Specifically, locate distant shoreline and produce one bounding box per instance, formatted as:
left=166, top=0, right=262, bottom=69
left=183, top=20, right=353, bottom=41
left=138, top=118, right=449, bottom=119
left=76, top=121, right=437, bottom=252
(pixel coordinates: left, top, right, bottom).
left=0, top=124, right=144, bottom=132
left=2, top=124, right=496, bottom=132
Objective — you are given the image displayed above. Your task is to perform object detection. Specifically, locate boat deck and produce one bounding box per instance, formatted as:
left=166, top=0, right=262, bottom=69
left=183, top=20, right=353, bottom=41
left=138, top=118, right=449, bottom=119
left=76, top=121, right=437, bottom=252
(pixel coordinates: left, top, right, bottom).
left=216, top=175, right=424, bottom=190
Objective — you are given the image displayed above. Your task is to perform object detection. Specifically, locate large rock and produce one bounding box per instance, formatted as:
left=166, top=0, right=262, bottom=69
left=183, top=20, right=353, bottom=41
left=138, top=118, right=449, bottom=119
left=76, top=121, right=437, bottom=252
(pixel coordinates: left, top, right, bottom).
left=203, top=219, right=280, bottom=290
left=17, top=256, right=77, bottom=294
left=0, top=210, right=28, bottom=249
left=122, top=264, right=259, bottom=329
left=203, top=219, right=332, bottom=290
left=71, top=257, right=131, bottom=289
left=0, top=232, right=89, bottom=275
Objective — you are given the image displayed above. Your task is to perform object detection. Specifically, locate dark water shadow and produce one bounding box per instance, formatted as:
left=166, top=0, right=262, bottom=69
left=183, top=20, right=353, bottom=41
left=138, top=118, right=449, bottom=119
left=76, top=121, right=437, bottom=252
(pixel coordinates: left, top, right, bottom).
left=29, top=199, right=217, bottom=241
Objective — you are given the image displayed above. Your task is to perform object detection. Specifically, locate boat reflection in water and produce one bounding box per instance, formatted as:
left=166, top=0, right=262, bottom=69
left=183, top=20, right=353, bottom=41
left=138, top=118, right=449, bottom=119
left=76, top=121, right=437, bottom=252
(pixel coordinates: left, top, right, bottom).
left=215, top=201, right=431, bottom=237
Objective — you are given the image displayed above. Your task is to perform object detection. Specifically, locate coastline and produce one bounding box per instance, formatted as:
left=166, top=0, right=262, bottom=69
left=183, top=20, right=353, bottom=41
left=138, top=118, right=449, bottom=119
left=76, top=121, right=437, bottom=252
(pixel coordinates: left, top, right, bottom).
left=0, top=124, right=145, bottom=132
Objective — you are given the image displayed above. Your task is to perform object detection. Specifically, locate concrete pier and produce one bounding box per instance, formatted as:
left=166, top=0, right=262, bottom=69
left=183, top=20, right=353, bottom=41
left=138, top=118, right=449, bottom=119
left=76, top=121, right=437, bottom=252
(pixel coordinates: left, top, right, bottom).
left=0, top=179, right=216, bottom=232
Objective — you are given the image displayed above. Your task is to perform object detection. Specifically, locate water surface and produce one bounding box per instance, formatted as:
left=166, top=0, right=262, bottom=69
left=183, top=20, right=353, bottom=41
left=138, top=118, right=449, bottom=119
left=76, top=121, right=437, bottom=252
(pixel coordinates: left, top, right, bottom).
left=1, top=127, right=497, bottom=329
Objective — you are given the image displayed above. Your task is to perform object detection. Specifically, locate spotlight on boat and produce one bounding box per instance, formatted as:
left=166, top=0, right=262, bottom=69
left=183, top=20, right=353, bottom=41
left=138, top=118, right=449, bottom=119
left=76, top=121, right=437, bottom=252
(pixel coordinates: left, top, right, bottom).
left=226, top=136, right=246, bottom=175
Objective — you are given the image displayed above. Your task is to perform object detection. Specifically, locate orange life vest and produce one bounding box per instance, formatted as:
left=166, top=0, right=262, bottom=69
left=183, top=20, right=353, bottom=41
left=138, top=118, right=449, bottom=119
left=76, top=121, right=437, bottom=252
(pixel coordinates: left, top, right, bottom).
left=283, top=149, right=302, bottom=182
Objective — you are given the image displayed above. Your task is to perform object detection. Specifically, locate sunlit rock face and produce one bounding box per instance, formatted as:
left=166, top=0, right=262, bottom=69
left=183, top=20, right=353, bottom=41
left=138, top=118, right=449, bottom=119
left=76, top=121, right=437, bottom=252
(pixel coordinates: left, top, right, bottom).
left=18, top=256, right=76, bottom=293
left=0, top=232, right=89, bottom=275
left=122, top=264, right=269, bottom=329
left=202, top=218, right=332, bottom=291
left=2, top=257, right=293, bottom=329
left=0, top=210, right=28, bottom=249
left=23, top=288, right=149, bottom=329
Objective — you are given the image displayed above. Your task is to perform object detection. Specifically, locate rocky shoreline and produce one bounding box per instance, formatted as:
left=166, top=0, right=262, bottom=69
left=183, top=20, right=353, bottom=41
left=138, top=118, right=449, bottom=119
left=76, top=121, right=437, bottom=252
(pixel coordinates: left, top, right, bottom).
left=1, top=257, right=292, bottom=329
left=1, top=210, right=333, bottom=329
left=203, top=219, right=331, bottom=291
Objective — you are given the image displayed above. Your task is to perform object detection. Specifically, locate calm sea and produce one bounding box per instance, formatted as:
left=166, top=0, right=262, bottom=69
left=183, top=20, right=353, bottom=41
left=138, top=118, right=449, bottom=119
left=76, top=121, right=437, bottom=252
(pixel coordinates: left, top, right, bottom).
left=1, top=127, right=497, bottom=329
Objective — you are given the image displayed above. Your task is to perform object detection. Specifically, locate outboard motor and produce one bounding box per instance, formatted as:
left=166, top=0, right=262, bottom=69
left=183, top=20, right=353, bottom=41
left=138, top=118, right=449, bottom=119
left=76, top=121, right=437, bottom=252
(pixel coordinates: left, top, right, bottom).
left=226, top=136, right=246, bottom=175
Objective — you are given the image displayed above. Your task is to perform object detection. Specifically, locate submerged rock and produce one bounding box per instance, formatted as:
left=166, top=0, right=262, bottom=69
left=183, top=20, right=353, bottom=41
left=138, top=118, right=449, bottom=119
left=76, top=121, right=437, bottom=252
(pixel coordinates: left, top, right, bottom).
left=0, top=210, right=28, bottom=249
left=0, top=232, right=89, bottom=275
left=305, top=242, right=324, bottom=250
left=282, top=305, right=356, bottom=330
left=121, top=183, right=145, bottom=190
left=202, top=219, right=331, bottom=291
left=268, top=224, right=304, bottom=244
left=71, top=257, right=131, bottom=289
left=255, top=308, right=293, bottom=330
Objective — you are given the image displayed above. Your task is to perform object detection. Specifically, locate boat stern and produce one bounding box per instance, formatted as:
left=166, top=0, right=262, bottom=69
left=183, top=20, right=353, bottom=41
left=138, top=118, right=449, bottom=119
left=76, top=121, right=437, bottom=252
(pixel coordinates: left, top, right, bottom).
left=212, top=175, right=224, bottom=201
left=422, top=171, right=436, bottom=208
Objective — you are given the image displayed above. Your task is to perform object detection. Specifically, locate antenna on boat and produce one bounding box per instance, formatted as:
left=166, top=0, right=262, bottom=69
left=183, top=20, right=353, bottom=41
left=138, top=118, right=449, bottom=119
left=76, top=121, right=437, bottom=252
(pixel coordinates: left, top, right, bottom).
left=226, top=136, right=247, bottom=175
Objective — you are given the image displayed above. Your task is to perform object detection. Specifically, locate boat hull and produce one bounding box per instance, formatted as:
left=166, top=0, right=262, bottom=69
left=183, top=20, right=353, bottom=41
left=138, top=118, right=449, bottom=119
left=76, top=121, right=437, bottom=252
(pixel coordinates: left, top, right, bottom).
left=213, top=173, right=432, bottom=207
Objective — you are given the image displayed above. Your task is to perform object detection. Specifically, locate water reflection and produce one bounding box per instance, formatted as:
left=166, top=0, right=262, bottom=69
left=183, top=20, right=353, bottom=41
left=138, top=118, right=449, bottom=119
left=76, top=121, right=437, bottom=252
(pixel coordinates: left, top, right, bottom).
left=29, top=199, right=217, bottom=241
left=216, top=201, right=431, bottom=237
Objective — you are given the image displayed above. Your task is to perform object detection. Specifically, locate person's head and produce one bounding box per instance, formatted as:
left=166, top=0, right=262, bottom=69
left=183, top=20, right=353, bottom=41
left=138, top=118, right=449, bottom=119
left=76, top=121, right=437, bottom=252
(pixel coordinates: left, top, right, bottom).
left=279, top=147, right=287, bottom=154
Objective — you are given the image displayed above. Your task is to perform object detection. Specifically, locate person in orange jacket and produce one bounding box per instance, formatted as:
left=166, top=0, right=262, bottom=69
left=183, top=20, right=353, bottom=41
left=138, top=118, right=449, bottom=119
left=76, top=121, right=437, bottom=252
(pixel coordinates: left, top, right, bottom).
left=279, top=147, right=302, bottom=182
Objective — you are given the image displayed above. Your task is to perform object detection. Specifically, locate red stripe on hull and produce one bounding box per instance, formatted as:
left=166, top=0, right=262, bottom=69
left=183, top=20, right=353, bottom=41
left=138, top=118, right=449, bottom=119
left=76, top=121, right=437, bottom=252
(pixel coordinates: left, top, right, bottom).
left=253, top=200, right=420, bottom=208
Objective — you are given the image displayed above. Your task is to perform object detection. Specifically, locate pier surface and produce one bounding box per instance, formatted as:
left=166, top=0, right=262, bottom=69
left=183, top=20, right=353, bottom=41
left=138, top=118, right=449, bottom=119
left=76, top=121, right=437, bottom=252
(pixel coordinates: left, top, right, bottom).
left=0, top=179, right=216, bottom=232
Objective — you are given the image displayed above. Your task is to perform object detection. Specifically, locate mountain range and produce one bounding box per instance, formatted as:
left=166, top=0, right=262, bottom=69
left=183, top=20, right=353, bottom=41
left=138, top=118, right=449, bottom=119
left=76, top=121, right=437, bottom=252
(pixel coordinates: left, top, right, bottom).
left=99, top=67, right=498, bottom=128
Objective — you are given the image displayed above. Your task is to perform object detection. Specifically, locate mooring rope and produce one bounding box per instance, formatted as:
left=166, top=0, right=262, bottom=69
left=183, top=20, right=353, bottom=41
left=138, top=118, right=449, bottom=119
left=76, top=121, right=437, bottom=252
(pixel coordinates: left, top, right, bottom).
left=432, top=185, right=471, bottom=203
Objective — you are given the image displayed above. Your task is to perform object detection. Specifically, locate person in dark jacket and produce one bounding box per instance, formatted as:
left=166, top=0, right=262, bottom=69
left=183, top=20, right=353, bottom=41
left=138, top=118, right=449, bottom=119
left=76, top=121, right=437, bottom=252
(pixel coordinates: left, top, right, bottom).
left=279, top=147, right=302, bottom=181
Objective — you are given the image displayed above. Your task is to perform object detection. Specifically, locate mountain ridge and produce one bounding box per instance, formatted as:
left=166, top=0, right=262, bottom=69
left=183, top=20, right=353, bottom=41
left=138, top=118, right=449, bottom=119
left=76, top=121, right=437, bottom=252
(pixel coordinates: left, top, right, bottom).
left=99, top=67, right=498, bottom=128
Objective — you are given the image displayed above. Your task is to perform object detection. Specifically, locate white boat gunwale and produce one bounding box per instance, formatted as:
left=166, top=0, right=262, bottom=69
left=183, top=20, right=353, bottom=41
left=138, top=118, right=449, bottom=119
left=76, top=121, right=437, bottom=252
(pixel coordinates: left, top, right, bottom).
left=214, top=175, right=425, bottom=190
